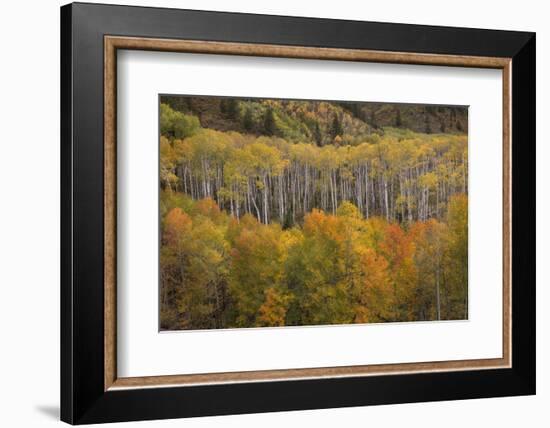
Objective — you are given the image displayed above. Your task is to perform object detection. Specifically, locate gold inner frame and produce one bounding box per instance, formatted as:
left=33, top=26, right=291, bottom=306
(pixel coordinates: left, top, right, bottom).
left=104, top=35, right=512, bottom=391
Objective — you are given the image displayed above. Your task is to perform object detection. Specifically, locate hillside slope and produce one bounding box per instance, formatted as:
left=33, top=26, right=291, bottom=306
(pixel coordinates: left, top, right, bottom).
left=162, top=95, right=468, bottom=146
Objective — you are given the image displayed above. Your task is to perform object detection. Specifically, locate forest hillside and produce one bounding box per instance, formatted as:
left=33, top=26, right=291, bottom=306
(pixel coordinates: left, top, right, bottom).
left=159, top=96, right=468, bottom=331
left=162, top=95, right=468, bottom=141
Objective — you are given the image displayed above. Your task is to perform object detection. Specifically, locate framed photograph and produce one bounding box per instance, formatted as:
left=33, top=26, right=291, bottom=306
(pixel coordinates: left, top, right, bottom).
left=61, top=2, right=535, bottom=424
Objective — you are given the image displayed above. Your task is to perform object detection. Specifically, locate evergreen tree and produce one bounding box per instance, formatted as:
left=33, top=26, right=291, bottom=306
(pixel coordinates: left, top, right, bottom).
left=264, top=107, right=276, bottom=135
left=243, top=108, right=254, bottom=131
left=370, top=110, right=378, bottom=129
left=313, top=121, right=323, bottom=146
left=424, top=115, right=432, bottom=134
left=283, top=209, right=294, bottom=229
left=347, top=102, right=360, bottom=118
left=395, top=108, right=402, bottom=127
left=225, top=98, right=239, bottom=120
left=329, top=112, right=343, bottom=139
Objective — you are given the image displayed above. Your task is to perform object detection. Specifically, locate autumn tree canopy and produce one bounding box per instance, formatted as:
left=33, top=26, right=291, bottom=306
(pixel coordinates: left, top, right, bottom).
left=159, top=97, right=468, bottom=331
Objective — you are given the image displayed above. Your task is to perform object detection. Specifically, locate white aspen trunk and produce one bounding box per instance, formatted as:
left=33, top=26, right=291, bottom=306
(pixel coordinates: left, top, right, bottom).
left=436, top=265, right=441, bottom=321
left=356, top=167, right=362, bottom=213
left=250, top=184, right=261, bottom=222
left=183, top=166, right=188, bottom=194
left=279, top=175, right=284, bottom=221
left=407, top=183, right=413, bottom=222
left=436, top=244, right=441, bottom=321
left=436, top=184, right=440, bottom=218
left=365, top=164, right=369, bottom=218
left=329, top=171, right=336, bottom=214
left=292, top=169, right=296, bottom=222
left=263, top=174, right=268, bottom=224
left=384, top=179, right=389, bottom=221
left=235, top=183, right=240, bottom=219
left=399, top=174, right=404, bottom=222
left=304, top=163, right=309, bottom=212
left=201, top=158, right=207, bottom=197
left=333, top=170, right=338, bottom=213
left=390, top=178, right=394, bottom=220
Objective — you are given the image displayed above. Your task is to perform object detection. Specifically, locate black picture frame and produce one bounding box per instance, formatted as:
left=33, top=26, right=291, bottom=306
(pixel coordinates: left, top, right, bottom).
left=61, top=2, right=535, bottom=424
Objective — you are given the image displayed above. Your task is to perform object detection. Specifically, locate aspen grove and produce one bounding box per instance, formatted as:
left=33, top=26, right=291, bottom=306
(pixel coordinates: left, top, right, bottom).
left=159, top=98, right=468, bottom=330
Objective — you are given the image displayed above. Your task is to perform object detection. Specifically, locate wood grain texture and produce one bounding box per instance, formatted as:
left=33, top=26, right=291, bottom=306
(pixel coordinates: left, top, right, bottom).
left=111, top=357, right=507, bottom=389
left=104, top=37, right=117, bottom=391
left=104, top=36, right=512, bottom=390
left=106, top=36, right=511, bottom=68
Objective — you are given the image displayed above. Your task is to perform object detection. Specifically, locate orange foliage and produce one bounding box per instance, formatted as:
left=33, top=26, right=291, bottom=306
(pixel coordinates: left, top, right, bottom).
left=163, top=208, right=192, bottom=246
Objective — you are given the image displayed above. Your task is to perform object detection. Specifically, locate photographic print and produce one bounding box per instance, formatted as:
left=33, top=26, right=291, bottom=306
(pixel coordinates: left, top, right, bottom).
left=159, top=95, right=468, bottom=331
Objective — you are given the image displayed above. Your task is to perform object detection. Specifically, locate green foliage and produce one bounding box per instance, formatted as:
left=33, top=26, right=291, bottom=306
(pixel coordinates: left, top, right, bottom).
left=329, top=112, right=344, bottom=139
left=242, top=108, right=254, bottom=131
left=370, top=110, right=378, bottom=129
left=224, top=98, right=240, bottom=120
left=164, top=95, right=467, bottom=138
left=424, top=114, right=432, bottom=134
left=395, top=107, right=402, bottom=127
left=312, top=121, right=322, bottom=146
left=263, top=107, right=277, bottom=136
left=160, top=103, right=200, bottom=139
